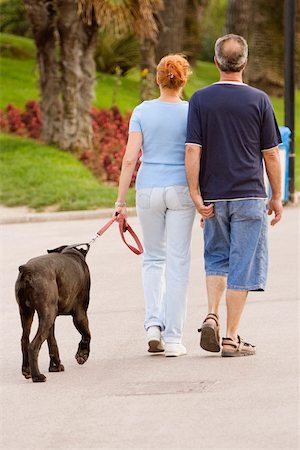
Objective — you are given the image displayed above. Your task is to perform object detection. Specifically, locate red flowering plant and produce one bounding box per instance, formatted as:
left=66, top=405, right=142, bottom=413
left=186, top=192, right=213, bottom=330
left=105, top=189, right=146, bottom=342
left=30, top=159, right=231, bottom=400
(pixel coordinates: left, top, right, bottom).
left=0, top=101, right=42, bottom=139
left=0, top=101, right=140, bottom=186
left=80, top=106, right=140, bottom=186
left=6, top=104, right=27, bottom=135
left=0, top=109, right=9, bottom=131
left=21, top=101, right=42, bottom=139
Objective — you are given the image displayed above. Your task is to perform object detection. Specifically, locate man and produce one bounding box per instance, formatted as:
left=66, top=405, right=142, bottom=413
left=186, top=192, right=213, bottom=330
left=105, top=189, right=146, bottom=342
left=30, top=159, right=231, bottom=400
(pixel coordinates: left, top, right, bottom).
left=185, top=34, right=283, bottom=357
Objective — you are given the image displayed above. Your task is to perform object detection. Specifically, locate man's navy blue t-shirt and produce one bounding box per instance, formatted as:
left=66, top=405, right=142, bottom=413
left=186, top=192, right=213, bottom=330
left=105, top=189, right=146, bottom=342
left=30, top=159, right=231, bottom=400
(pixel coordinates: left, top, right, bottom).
left=186, top=82, right=282, bottom=200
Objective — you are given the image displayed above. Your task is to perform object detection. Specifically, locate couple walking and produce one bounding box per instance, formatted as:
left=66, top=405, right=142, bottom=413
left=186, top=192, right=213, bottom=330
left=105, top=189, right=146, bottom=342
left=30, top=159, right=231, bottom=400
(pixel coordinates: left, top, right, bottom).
left=114, top=34, right=283, bottom=357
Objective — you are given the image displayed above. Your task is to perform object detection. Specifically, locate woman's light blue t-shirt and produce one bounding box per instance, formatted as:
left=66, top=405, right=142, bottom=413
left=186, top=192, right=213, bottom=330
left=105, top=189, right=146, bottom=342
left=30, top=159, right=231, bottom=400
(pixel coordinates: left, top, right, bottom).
left=129, top=99, right=189, bottom=190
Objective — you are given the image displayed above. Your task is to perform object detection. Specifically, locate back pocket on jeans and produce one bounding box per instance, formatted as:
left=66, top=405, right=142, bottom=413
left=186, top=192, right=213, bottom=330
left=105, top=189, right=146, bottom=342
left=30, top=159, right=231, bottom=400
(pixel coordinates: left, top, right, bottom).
left=175, top=186, right=194, bottom=208
left=136, top=191, right=151, bottom=209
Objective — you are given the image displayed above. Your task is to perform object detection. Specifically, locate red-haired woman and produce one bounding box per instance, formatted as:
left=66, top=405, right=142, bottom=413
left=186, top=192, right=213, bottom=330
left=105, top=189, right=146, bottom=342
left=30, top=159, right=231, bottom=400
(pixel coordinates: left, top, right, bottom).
left=114, top=55, right=195, bottom=357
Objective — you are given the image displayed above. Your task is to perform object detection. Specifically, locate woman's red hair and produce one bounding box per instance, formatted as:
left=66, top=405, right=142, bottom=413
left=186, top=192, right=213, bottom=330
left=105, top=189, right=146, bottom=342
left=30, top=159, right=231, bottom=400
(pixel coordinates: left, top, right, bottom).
left=156, top=54, right=191, bottom=90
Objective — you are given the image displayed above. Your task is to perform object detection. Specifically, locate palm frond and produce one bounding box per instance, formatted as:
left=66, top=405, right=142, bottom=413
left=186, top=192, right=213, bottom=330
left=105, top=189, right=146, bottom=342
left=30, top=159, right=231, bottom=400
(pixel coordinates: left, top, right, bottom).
left=78, top=0, right=163, bottom=40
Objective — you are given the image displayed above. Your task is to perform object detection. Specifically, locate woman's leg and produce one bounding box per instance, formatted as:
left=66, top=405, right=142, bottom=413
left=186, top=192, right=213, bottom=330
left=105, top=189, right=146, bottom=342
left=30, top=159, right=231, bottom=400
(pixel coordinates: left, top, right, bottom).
left=136, top=188, right=167, bottom=331
left=163, top=186, right=196, bottom=343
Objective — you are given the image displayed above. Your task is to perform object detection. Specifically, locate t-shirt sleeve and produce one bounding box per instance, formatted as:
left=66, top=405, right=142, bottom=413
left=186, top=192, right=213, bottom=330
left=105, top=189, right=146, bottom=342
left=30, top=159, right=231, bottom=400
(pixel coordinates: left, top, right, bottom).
left=260, top=99, right=282, bottom=150
left=129, top=107, right=142, bottom=133
left=186, top=94, right=202, bottom=145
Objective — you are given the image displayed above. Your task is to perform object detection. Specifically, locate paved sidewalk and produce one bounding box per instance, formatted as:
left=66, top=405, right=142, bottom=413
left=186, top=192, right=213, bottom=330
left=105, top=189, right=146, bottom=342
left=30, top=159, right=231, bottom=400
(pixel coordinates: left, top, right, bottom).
left=0, top=205, right=137, bottom=224
left=0, top=205, right=299, bottom=449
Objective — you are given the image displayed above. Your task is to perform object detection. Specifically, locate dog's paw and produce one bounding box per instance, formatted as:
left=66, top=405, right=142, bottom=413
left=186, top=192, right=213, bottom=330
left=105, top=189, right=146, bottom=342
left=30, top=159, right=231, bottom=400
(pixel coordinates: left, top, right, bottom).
left=75, top=350, right=89, bottom=365
left=22, top=366, right=31, bottom=379
left=32, top=373, right=47, bottom=382
left=49, top=363, right=65, bottom=372
left=75, top=341, right=90, bottom=365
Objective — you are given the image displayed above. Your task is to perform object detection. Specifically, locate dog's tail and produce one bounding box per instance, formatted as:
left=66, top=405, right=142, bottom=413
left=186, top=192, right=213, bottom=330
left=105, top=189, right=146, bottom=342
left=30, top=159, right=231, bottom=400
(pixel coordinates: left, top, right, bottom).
left=16, top=265, right=35, bottom=308
left=18, top=265, right=34, bottom=285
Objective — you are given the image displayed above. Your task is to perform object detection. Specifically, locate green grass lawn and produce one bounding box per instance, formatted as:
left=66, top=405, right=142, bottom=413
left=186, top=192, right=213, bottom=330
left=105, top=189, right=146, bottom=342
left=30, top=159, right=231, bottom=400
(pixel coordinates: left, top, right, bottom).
left=0, top=32, right=299, bottom=202
left=0, top=133, right=135, bottom=211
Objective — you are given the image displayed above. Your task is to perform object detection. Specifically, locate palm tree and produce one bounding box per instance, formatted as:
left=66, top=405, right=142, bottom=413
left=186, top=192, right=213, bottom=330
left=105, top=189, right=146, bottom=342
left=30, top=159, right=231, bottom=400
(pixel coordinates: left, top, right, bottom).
left=24, top=0, right=161, bottom=150
left=226, top=0, right=284, bottom=96
left=155, top=0, right=187, bottom=61
left=183, top=0, right=208, bottom=64
left=140, top=0, right=208, bottom=100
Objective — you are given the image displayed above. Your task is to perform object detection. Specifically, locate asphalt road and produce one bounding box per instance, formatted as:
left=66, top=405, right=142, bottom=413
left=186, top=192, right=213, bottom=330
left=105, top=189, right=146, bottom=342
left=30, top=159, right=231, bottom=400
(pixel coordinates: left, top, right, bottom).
left=0, top=206, right=299, bottom=449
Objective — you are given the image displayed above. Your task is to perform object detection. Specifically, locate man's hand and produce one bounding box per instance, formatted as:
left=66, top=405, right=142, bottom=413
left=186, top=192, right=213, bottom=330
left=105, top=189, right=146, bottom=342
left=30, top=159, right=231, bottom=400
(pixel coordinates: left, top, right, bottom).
left=263, top=147, right=282, bottom=226
left=268, top=197, right=283, bottom=226
left=192, top=193, right=214, bottom=218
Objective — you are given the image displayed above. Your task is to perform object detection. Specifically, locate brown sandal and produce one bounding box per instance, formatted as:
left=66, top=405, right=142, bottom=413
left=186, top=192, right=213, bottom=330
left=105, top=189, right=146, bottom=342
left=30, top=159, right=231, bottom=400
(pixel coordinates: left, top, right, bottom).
left=198, top=313, right=220, bottom=352
left=221, top=336, right=256, bottom=357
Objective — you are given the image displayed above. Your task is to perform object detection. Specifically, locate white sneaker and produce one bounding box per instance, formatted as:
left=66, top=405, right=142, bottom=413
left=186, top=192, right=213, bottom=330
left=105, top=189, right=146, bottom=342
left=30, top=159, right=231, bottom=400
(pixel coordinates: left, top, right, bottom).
left=147, top=326, right=164, bottom=353
left=165, top=343, right=187, bottom=357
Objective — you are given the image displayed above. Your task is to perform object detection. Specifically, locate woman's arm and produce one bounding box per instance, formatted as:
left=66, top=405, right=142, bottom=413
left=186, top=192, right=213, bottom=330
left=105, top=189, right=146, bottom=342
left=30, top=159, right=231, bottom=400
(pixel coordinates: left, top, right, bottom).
left=114, top=131, right=143, bottom=217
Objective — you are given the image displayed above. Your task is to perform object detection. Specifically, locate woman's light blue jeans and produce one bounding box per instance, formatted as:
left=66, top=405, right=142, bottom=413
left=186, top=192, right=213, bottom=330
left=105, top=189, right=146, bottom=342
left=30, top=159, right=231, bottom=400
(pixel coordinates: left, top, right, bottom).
left=136, top=186, right=196, bottom=344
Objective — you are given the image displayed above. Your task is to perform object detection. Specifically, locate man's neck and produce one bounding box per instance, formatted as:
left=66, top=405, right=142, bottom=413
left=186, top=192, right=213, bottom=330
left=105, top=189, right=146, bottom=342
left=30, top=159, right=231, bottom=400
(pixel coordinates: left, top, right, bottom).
left=219, top=72, right=243, bottom=83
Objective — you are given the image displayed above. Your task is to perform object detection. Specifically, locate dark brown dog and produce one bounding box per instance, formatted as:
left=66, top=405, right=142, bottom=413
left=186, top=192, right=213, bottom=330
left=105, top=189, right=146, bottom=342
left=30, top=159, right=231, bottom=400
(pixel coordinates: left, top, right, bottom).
left=15, top=244, right=91, bottom=382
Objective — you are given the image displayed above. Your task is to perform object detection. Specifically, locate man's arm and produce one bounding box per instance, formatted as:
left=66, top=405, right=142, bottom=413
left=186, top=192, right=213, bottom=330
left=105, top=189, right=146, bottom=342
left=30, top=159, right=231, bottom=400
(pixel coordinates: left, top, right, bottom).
left=262, top=146, right=283, bottom=226
left=185, top=144, right=214, bottom=218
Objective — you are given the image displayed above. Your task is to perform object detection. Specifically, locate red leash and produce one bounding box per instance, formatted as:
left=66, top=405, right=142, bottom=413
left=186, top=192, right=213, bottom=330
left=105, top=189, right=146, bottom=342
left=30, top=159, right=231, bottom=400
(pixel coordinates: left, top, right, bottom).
left=90, top=214, right=143, bottom=255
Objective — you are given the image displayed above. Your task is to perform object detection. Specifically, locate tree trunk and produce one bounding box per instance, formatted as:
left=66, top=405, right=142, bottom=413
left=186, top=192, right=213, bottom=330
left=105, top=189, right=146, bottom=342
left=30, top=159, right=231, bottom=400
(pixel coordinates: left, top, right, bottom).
left=57, top=0, right=98, bottom=150
left=225, top=0, right=251, bottom=37
left=139, top=0, right=188, bottom=101
left=78, top=21, right=98, bottom=147
left=183, top=0, right=208, bottom=64
left=226, top=0, right=284, bottom=96
left=140, top=37, right=158, bottom=100
left=24, top=0, right=98, bottom=151
left=24, top=0, right=62, bottom=144
left=155, top=0, right=187, bottom=61
left=247, top=0, right=284, bottom=97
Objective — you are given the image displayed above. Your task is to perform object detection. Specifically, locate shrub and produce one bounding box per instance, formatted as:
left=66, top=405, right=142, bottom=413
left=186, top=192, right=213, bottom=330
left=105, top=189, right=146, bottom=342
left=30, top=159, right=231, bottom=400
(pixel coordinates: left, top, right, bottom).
left=81, top=106, right=140, bottom=186
left=95, top=33, right=140, bottom=75
left=6, top=104, right=26, bottom=135
left=0, top=101, right=140, bottom=186
left=0, top=0, right=32, bottom=37
left=21, top=101, right=42, bottom=139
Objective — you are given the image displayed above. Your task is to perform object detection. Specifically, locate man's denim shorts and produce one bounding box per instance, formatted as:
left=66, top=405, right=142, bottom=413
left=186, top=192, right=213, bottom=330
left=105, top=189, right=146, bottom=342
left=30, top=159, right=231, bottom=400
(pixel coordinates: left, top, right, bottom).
left=204, top=199, right=268, bottom=291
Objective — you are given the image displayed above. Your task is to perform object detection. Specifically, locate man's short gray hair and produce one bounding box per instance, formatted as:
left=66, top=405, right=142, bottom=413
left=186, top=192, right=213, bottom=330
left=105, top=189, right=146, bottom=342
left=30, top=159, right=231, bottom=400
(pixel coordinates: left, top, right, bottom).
left=215, top=34, right=248, bottom=72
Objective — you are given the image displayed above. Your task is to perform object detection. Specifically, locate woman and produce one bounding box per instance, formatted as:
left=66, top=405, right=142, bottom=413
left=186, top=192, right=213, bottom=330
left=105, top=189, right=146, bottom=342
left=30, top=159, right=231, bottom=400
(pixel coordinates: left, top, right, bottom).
left=114, top=54, right=195, bottom=357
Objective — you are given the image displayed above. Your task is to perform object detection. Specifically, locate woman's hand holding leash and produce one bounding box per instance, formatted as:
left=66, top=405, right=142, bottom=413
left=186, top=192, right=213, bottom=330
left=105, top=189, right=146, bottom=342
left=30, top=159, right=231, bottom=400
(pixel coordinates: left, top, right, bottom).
left=114, top=201, right=127, bottom=220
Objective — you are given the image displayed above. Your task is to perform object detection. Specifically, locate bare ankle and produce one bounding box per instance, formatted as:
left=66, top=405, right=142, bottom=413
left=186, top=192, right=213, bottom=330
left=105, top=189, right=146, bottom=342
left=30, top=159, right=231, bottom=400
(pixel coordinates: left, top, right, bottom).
left=208, top=310, right=219, bottom=317
left=226, top=332, right=238, bottom=342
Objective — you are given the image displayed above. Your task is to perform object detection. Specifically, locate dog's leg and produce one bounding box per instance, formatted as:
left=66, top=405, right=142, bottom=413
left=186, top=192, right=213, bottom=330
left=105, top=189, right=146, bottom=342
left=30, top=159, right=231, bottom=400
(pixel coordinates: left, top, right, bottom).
left=73, top=310, right=91, bottom=365
left=47, top=323, right=65, bottom=373
left=29, top=310, right=56, bottom=382
left=19, top=304, right=34, bottom=379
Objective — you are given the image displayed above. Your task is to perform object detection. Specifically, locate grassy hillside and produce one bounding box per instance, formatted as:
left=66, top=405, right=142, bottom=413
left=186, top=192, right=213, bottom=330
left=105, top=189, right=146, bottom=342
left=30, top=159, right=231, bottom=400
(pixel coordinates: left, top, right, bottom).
left=0, top=32, right=299, bottom=195
left=0, top=133, right=135, bottom=211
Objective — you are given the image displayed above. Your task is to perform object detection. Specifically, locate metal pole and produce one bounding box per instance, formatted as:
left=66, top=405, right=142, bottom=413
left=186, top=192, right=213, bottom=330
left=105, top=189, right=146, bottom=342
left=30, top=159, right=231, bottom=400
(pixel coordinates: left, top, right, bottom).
left=284, top=0, right=296, bottom=201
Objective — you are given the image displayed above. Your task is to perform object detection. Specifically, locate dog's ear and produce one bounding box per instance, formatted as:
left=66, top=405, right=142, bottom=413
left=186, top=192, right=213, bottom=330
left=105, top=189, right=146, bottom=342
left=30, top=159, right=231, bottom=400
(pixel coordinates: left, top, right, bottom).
left=76, top=244, right=90, bottom=258
left=47, top=245, right=68, bottom=254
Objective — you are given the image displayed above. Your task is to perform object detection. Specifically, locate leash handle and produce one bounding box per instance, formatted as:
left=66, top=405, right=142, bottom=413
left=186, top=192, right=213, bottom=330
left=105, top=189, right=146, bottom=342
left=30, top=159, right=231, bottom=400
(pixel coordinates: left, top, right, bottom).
left=117, top=215, right=144, bottom=255
left=94, top=214, right=143, bottom=255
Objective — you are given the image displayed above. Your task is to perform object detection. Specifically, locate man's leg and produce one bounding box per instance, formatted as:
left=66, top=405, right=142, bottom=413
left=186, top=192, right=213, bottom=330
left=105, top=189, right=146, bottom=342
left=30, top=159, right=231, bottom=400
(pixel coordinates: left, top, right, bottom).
left=201, top=203, right=230, bottom=352
left=221, top=200, right=267, bottom=356
left=206, top=275, right=227, bottom=317
left=225, top=289, right=248, bottom=340
left=222, top=288, right=256, bottom=356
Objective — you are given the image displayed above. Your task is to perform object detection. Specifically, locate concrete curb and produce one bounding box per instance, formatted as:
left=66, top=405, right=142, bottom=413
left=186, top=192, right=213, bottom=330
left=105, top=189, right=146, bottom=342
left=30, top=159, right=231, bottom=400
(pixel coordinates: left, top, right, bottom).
left=1, top=193, right=299, bottom=225
left=0, top=207, right=137, bottom=225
